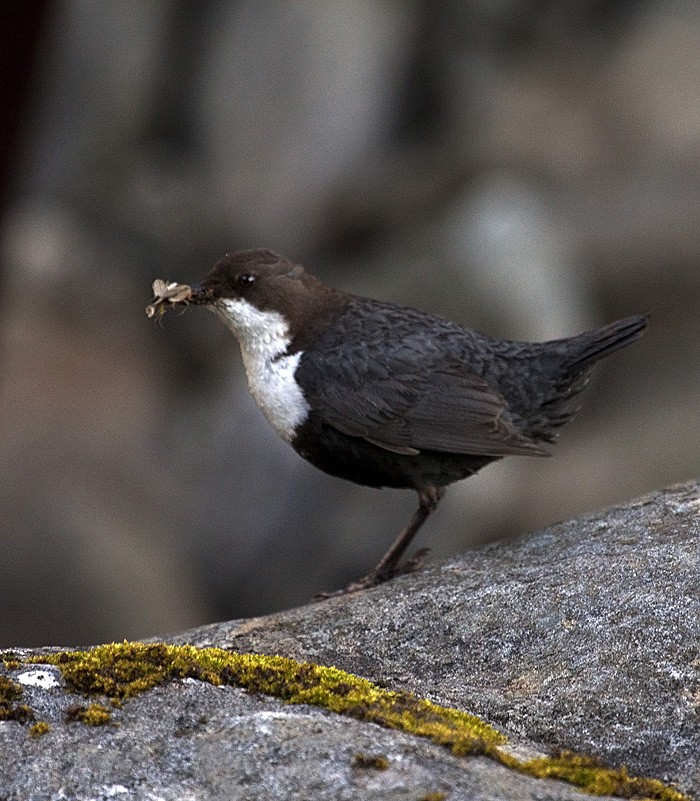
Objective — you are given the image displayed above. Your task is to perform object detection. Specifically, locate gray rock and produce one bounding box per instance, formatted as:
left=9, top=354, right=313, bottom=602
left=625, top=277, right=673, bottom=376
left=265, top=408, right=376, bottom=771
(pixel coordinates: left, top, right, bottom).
left=171, top=480, right=700, bottom=797
left=0, top=676, right=612, bottom=801
left=1, top=481, right=697, bottom=800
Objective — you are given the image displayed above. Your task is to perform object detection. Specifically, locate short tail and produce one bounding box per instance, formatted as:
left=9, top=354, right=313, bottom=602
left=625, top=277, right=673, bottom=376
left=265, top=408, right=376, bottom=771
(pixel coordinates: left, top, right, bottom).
left=565, top=314, right=648, bottom=373
left=522, top=314, right=647, bottom=442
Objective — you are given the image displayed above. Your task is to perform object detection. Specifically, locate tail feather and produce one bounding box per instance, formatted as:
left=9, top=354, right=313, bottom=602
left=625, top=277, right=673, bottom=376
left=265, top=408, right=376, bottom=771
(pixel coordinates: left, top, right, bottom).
left=565, top=314, right=648, bottom=373
left=522, top=313, right=648, bottom=441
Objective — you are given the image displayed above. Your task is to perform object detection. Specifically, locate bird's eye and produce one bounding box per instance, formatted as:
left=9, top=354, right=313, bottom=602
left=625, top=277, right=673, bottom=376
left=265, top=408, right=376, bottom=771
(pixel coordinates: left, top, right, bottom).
left=237, top=273, right=256, bottom=287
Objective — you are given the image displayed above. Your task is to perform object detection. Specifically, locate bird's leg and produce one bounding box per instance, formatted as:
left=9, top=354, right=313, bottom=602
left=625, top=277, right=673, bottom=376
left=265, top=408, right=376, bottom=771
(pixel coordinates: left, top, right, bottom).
left=316, top=486, right=445, bottom=599
left=369, top=486, right=445, bottom=581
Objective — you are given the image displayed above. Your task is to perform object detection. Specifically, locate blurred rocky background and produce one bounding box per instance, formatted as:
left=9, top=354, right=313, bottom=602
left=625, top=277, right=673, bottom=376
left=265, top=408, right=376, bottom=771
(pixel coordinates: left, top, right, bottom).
left=0, top=0, right=697, bottom=647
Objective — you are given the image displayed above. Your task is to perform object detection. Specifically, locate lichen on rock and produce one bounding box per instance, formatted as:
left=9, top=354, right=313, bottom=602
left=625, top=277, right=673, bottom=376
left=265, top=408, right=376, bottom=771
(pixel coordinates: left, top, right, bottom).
left=25, top=641, right=688, bottom=801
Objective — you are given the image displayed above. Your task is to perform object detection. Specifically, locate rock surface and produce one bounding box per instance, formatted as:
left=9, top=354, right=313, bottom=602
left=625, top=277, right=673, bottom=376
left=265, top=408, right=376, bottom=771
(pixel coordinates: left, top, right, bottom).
left=1, top=480, right=698, bottom=800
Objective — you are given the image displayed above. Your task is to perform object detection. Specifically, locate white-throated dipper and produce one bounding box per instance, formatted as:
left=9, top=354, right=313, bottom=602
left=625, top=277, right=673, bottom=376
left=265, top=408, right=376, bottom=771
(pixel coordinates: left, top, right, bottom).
left=147, top=249, right=647, bottom=595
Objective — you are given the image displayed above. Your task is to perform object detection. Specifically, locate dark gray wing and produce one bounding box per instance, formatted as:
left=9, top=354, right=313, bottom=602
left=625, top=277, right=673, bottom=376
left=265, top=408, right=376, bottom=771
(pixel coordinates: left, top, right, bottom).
left=296, top=337, right=550, bottom=458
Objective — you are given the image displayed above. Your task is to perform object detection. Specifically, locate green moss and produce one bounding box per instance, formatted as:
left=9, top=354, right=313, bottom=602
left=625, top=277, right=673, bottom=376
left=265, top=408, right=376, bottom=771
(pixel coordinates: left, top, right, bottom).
left=0, top=652, right=21, bottom=670
left=67, top=703, right=112, bottom=726
left=0, top=675, right=33, bottom=723
left=28, top=641, right=688, bottom=801
left=353, top=753, right=389, bottom=770
left=520, top=752, right=685, bottom=800
left=33, top=642, right=502, bottom=757
left=0, top=675, right=23, bottom=706
left=29, top=721, right=51, bottom=738
left=496, top=748, right=687, bottom=801
left=87, top=703, right=112, bottom=725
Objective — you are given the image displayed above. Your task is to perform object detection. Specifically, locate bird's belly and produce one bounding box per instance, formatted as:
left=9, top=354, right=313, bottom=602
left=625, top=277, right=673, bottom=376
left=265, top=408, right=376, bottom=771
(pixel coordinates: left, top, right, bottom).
left=292, top=414, right=495, bottom=490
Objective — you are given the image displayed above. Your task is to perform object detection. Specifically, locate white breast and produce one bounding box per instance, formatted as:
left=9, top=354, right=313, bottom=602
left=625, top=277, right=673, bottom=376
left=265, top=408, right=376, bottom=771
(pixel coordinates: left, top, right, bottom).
left=212, top=298, right=310, bottom=442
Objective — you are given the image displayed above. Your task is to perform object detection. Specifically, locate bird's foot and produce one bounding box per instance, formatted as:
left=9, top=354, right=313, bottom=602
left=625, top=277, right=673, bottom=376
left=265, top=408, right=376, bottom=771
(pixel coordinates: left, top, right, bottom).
left=313, top=548, right=430, bottom=601
left=393, top=547, right=430, bottom=576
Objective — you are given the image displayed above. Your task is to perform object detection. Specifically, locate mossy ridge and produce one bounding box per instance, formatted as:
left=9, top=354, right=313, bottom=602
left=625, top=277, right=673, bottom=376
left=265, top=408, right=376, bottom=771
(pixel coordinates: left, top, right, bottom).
left=32, top=641, right=501, bottom=757
left=30, top=641, right=687, bottom=801
left=498, top=750, right=687, bottom=801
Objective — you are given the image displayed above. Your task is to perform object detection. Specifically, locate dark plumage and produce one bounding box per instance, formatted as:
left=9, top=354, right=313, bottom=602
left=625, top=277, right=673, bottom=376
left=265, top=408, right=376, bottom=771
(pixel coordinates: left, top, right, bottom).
left=293, top=301, right=646, bottom=488
left=149, top=249, right=648, bottom=594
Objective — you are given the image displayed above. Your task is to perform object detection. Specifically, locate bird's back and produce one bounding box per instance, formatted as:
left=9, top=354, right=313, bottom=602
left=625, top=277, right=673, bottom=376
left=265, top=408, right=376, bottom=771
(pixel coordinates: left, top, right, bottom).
left=304, top=298, right=647, bottom=450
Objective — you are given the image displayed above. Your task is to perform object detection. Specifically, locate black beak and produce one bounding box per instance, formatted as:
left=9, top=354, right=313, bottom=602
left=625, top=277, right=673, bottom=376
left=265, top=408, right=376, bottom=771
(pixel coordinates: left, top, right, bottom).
left=186, top=281, right=207, bottom=304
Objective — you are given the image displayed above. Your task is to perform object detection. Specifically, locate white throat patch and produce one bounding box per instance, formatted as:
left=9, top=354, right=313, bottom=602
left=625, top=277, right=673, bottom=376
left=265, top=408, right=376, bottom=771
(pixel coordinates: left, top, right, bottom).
left=212, top=298, right=310, bottom=442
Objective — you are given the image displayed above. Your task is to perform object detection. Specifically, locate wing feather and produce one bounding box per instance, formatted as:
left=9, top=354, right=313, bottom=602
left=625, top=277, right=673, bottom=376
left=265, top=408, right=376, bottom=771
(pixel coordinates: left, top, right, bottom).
left=297, top=339, right=550, bottom=458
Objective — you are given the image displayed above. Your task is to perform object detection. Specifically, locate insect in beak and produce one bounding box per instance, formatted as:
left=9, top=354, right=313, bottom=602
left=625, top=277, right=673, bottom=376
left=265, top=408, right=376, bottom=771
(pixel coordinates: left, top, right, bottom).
left=146, top=279, right=194, bottom=319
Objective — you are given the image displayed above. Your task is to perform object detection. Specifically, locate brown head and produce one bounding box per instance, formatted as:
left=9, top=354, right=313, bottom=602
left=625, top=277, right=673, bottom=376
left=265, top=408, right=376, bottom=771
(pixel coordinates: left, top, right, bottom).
left=168, top=249, right=349, bottom=352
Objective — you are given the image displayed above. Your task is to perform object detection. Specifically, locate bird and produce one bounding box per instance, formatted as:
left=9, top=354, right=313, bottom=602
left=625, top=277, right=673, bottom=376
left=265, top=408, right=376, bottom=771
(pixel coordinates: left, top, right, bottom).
left=147, top=248, right=647, bottom=595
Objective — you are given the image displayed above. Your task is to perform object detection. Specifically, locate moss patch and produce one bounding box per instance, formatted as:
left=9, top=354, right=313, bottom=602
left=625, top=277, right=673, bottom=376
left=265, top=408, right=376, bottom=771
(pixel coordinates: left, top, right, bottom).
left=29, top=641, right=687, bottom=801
left=29, top=721, right=51, bottom=738
left=353, top=752, right=390, bottom=770
left=34, top=642, right=500, bottom=756
left=499, top=749, right=686, bottom=800
left=0, top=652, right=21, bottom=671
left=65, top=702, right=112, bottom=726
left=0, top=675, right=33, bottom=723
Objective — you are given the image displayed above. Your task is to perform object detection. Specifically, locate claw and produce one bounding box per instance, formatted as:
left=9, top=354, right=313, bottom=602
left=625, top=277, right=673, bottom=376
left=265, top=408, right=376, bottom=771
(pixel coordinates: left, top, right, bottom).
left=313, top=547, right=432, bottom=601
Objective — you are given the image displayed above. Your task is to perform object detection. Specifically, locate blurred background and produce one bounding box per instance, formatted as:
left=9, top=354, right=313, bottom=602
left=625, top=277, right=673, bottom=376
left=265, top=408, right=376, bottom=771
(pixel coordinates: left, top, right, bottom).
left=0, top=0, right=698, bottom=647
